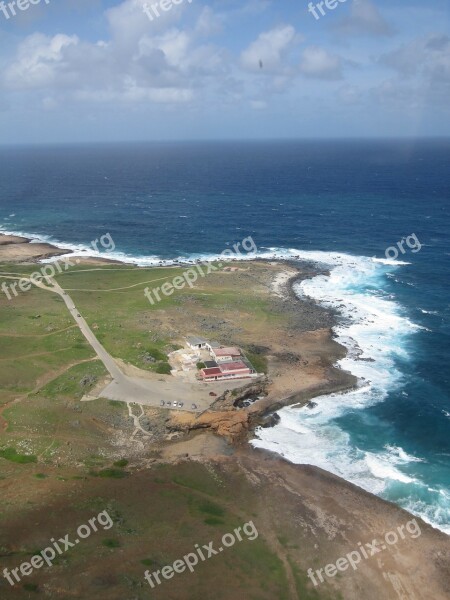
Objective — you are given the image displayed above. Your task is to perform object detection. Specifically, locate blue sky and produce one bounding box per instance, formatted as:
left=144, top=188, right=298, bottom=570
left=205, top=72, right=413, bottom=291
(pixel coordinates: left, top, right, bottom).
left=0, top=0, right=449, bottom=143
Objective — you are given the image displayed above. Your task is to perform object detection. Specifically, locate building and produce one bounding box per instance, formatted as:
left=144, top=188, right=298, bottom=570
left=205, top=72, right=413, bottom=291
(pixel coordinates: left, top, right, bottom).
left=204, top=360, right=218, bottom=369
left=186, top=336, right=208, bottom=350
left=184, top=335, right=257, bottom=381
left=199, top=360, right=255, bottom=381
left=211, top=347, right=242, bottom=363
left=200, top=367, right=223, bottom=381
left=205, top=341, right=221, bottom=352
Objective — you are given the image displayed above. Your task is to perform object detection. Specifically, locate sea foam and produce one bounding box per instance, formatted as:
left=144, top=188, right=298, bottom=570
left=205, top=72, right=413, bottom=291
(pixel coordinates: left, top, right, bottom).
left=251, top=250, right=449, bottom=534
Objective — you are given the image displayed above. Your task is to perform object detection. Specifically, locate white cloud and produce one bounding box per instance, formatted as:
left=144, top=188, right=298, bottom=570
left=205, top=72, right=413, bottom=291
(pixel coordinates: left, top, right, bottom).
left=335, top=0, right=393, bottom=37
left=4, top=34, right=79, bottom=90
left=1, top=0, right=226, bottom=106
left=374, top=33, right=450, bottom=113
left=240, top=25, right=298, bottom=73
left=299, top=47, right=343, bottom=80
left=382, top=34, right=450, bottom=81
left=195, top=6, right=223, bottom=36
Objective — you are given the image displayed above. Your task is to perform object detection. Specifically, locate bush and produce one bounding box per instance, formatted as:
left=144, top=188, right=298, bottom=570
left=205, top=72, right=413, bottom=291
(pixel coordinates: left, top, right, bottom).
left=90, top=468, right=127, bottom=479
left=102, top=539, right=120, bottom=548
left=199, top=500, right=225, bottom=517
left=0, top=447, right=37, bottom=464
left=153, top=362, right=172, bottom=375
left=147, top=348, right=167, bottom=361
left=204, top=517, right=225, bottom=526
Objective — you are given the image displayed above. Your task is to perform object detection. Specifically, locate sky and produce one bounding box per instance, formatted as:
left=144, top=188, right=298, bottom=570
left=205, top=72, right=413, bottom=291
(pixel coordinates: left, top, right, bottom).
left=0, top=0, right=449, bottom=143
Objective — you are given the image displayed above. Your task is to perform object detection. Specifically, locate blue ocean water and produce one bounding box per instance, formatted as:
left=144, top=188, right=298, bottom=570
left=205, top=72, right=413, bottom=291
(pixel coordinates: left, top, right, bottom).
left=0, top=140, right=449, bottom=533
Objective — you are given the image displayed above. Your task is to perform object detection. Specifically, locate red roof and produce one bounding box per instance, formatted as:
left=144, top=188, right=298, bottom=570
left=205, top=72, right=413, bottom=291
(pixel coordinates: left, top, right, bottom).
left=201, top=367, right=222, bottom=376
left=219, top=361, right=249, bottom=373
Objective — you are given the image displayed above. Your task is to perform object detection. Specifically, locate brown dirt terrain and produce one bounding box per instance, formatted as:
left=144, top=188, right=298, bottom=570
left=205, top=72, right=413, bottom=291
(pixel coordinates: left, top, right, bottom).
left=0, top=448, right=448, bottom=600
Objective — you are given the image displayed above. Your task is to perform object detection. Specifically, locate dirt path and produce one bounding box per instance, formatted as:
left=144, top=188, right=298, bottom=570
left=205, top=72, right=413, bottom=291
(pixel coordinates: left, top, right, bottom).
left=0, top=325, right=77, bottom=338
left=0, top=347, right=73, bottom=362
left=61, top=274, right=177, bottom=293
left=127, top=402, right=153, bottom=448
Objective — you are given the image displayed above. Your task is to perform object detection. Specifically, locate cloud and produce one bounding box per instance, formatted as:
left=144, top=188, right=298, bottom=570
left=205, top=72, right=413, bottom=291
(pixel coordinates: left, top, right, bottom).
left=381, top=34, right=450, bottom=81
left=1, top=0, right=228, bottom=106
left=335, top=0, right=393, bottom=37
left=299, top=46, right=343, bottom=80
left=4, top=33, right=79, bottom=90
left=373, top=34, right=450, bottom=112
left=240, top=25, right=299, bottom=73
left=195, top=6, right=223, bottom=36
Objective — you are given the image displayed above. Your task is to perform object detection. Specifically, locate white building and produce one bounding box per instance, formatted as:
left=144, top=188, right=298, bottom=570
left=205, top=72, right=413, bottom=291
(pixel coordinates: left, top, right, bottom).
left=186, top=336, right=208, bottom=350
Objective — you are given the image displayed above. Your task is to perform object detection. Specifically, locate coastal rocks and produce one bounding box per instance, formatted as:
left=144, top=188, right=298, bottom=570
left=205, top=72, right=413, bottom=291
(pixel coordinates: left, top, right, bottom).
left=167, top=410, right=251, bottom=442
left=255, top=412, right=280, bottom=429
left=211, top=381, right=268, bottom=411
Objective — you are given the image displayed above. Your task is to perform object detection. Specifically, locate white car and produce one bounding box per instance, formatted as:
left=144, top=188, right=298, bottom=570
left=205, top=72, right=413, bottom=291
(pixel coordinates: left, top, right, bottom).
left=173, top=402, right=178, bottom=407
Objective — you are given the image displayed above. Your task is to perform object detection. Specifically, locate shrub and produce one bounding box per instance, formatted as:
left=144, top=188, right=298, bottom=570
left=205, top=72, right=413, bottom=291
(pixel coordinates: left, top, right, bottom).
left=154, top=362, right=172, bottom=375
left=0, top=447, right=37, bottom=464
left=90, top=468, right=127, bottom=479
left=147, top=348, right=167, bottom=361
left=102, top=539, right=120, bottom=548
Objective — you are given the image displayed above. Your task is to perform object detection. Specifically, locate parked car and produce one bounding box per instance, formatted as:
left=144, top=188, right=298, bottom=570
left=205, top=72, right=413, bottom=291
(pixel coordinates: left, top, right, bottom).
left=209, top=392, right=217, bottom=397
left=178, top=402, right=184, bottom=407
left=173, top=402, right=178, bottom=407
left=160, top=400, right=165, bottom=407
left=166, top=401, right=171, bottom=407
left=191, top=403, right=197, bottom=410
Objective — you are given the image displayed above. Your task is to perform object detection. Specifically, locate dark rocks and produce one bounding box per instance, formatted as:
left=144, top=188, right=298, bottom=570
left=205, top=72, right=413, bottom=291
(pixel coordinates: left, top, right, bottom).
left=246, top=344, right=271, bottom=355
left=140, top=418, right=152, bottom=432
left=255, top=412, right=280, bottom=429
left=140, top=353, right=156, bottom=364
left=274, top=352, right=302, bottom=364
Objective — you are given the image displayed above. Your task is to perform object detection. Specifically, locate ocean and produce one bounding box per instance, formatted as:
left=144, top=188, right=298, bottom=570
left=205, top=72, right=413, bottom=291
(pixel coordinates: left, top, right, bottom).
left=0, top=140, right=449, bottom=534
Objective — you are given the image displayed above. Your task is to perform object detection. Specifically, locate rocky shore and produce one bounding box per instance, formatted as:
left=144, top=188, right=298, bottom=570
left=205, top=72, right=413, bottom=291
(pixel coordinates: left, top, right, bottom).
left=166, top=261, right=357, bottom=443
